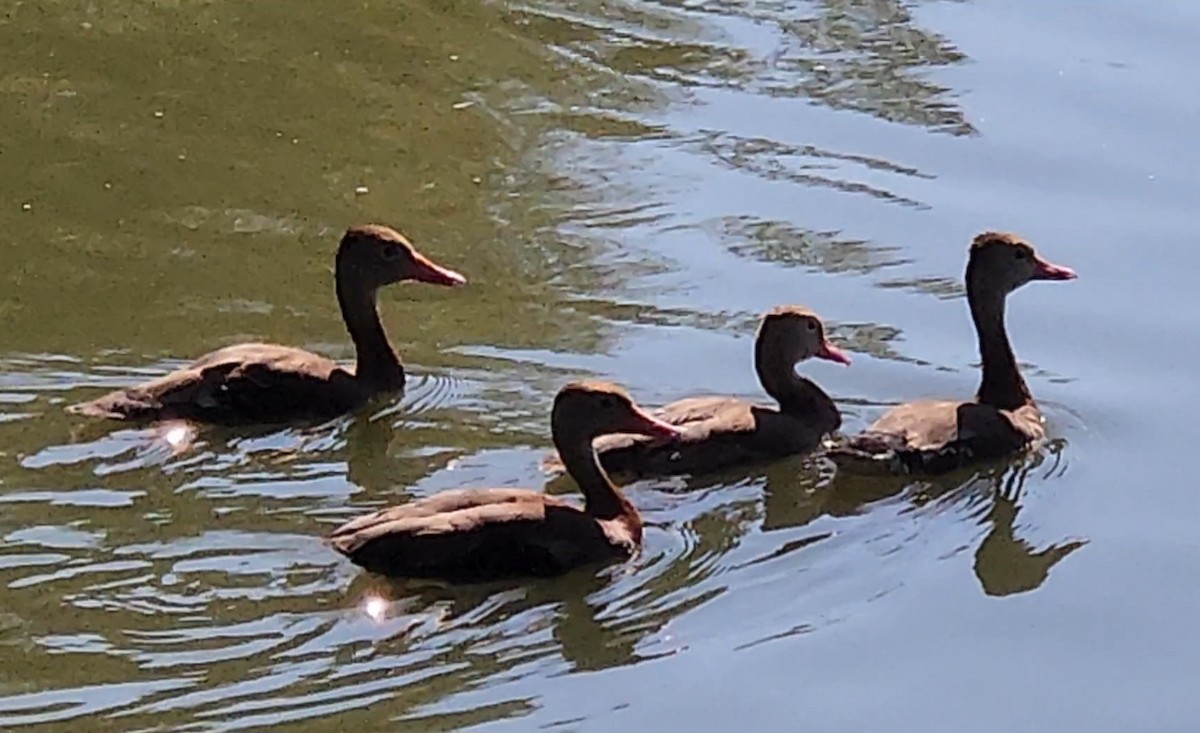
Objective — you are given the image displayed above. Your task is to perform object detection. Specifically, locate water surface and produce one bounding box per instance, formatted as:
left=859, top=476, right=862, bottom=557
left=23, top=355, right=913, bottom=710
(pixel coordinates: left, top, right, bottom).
left=0, top=0, right=1196, bottom=730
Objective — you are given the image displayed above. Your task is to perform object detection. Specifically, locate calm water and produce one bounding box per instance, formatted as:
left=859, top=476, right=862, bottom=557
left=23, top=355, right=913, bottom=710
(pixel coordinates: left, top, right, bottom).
left=0, top=0, right=1195, bottom=730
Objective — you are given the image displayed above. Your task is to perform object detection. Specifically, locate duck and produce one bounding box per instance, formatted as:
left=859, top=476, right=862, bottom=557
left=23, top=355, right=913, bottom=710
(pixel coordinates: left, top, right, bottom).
left=828, top=231, right=1076, bottom=474
left=326, top=380, right=682, bottom=581
left=542, top=305, right=851, bottom=479
left=66, top=224, right=465, bottom=425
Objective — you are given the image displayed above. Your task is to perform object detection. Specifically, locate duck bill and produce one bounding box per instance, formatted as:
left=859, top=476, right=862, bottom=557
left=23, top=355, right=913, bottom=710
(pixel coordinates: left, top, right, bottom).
left=816, top=341, right=853, bottom=366
left=1032, top=255, right=1077, bottom=281
left=628, top=408, right=683, bottom=442
left=410, top=253, right=467, bottom=286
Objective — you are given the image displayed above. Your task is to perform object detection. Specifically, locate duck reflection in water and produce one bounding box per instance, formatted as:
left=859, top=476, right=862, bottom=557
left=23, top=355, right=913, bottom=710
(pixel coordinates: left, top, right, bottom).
left=803, top=441, right=1085, bottom=597
left=970, top=443, right=1086, bottom=596
left=540, top=439, right=1084, bottom=602
left=345, top=566, right=657, bottom=673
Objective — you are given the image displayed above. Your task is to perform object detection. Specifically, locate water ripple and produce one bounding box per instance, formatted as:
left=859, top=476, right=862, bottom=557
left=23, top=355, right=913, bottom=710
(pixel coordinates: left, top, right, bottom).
left=0, top=0, right=1103, bottom=728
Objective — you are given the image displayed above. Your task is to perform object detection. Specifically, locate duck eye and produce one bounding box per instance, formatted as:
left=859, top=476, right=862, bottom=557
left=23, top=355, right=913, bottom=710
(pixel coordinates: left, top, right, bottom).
left=381, top=244, right=403, bottom=261
left=805, top=320, right=817, bottom=331
left=1014, top=249, right=1028, bottom=260
left=598, top=396, right=616, bottom=410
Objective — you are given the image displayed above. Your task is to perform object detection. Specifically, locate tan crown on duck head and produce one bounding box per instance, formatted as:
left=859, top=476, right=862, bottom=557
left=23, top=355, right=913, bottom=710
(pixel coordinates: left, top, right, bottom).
left=970, top=230, right=1028, bottom=250
left=756, top=304, right=849, bottom=365
left=967, top=230, right=1075, bottom=294
left=553, top=381, right=650, bottom=437
left=336, top=224, right=467, bottom=288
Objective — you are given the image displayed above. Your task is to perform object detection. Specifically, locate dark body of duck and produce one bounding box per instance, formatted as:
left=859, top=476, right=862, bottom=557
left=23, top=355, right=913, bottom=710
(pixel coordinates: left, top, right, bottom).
left=66, top=225, right=464, bottom=425
left=830, top=232, right=1076, bottom=474
left=543, top=306, right=850, bottom=479
left=327, top=381, right=681, bottom=582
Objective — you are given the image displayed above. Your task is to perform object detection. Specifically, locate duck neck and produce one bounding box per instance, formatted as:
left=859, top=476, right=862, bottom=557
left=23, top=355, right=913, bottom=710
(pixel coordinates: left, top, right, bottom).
left=553, top=427, right=637, bottom=524
left=968, top=279, right=1031, bottom=409
left=755, top=345, right=842, bottom=431
left=336, top=275, right=404, bottom=389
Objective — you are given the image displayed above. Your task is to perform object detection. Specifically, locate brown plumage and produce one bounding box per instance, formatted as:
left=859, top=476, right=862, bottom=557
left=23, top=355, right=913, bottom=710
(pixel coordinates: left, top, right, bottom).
left=542, top=306, right=851, bottom=479
left=66, top=225, right=465, bottom=425
left=326, top=381, right=682, bottom=581
left=829, top=232, right=1077, bottom=474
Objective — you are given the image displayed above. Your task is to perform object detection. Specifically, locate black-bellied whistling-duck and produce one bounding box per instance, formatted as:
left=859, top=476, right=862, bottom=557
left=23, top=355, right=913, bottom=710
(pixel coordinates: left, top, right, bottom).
left=829, top=232, right=1076, bottom=474
left=326, top=381, right=681, bottom=581
left=542, top=305, right=851, bottom=478
left=66, top=225, right=464, bottom=425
